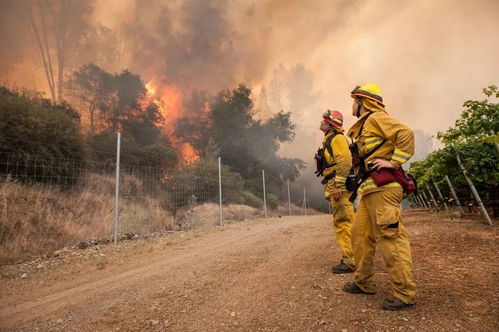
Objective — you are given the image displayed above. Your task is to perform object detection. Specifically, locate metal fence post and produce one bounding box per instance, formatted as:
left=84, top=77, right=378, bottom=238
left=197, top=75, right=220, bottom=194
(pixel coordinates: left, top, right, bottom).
left=262, top=169, right=267, bottom=218
left=456, top=154, right=493, bottom=225
left=413, top=195, right=419, bottom=208
left=218, top=157, right=223, bottom=226
left=416, top=195, right=424, bottom=208
left=426, top=190, right=435, bottom=210
left=407, top=197, right=414, bottom=209
left=303, top=188, right=307, bottom=216
left=418, top=194, right=426, bottom=209
left=419, top=194, right=428, bottom=209
left=432, top=179, right=449, bottom=210
left=409, top=196, right=417, bottom=208
left=113, top=132, right=121, bottom=244
left=425, top=183, right=439, bottom=210
left=414, top=196, right=421, bottom=208
left=415, top=196, right=421, bottom=208
left=445, top=175, right=464, bottom=214
left=287, top=180, right=291, bottom=216
left=422, top=191, right=433, bottom=211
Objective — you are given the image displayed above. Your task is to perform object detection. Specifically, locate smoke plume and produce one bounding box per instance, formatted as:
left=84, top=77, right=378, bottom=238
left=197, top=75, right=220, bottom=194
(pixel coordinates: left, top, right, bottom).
left=1, top=0, right=498, bottom=159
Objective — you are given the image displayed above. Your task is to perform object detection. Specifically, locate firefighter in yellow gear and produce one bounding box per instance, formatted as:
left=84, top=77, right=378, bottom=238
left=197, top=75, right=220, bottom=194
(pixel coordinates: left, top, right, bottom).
left=319, top=110, right=355, bottom=274
left=343, top=84, right=417, bottom=311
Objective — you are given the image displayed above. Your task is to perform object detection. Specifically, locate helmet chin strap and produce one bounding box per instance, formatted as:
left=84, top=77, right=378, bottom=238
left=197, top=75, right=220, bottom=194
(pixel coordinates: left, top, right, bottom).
left=356, top=99, right=362, bottom=118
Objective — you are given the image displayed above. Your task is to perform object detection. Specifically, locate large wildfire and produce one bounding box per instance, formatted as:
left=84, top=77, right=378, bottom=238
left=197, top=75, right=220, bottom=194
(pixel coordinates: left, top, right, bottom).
left=1, top=0, right=498, bottom=165
left=144, top=78, right=199, bottom=164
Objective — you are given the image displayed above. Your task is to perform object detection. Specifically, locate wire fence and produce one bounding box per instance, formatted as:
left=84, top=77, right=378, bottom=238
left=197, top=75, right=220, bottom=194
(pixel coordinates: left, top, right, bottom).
left=1, top=148, right=494, bottom=235
left=406, top=166, right=497, bottom=225
left=0, top=135, right=320, bottom=252
left=3, top=131, right=494, bottom=266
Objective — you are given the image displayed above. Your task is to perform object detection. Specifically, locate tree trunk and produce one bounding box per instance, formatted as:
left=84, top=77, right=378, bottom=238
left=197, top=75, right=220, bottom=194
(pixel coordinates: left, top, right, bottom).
left=89, top=100, right=96, bottom=136
left=38, top=0, right=57, bottom=102
left=30, top=2, right=56, bottom=102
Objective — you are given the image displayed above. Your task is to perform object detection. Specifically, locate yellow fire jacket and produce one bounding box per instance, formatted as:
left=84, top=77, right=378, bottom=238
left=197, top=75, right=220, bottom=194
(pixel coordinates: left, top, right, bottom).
left=347, top=110, right=415, bottom=195
left=322, top=131, right=352, bottom=199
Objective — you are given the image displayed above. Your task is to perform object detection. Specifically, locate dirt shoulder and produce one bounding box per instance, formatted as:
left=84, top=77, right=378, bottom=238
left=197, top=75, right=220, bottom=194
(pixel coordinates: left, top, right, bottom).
left=1, top=211, right=498, bottom=331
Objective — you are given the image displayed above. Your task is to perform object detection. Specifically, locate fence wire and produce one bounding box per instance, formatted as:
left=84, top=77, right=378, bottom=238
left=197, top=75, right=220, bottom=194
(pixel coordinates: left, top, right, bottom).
left=0, top=148, right=320, bottom=247
left=408, top=177, right=498, bottom=221
left=3, top=137, right=494, bottom=257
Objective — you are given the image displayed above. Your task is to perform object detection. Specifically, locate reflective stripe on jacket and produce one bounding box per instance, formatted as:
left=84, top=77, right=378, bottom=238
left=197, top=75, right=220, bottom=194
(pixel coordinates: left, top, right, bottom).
left=323, top=131, right=352, bottom=198
left=347, top=110, right=415, bottom=195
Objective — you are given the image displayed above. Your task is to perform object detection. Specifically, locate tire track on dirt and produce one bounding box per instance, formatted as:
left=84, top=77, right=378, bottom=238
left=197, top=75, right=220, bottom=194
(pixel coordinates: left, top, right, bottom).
left=2, top=211, right=497, bottom=331
left=0, top=216, right=329, bottom=330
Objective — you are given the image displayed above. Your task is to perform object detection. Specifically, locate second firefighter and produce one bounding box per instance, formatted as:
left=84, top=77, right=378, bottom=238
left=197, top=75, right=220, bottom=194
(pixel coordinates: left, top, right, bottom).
left=317, top=110, right=355, bottom=274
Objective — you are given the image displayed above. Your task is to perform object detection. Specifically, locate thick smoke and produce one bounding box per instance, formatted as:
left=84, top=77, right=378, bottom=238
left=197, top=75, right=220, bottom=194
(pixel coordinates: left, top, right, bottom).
left=0, top=1, right=32, bottom=82
left=0, top=0, right=94, bottom=97
left=1, top=0, right=499, bottom=154
left=129, top=0, right=239, bottom=91
left=1, top=0, right=498, bottom=210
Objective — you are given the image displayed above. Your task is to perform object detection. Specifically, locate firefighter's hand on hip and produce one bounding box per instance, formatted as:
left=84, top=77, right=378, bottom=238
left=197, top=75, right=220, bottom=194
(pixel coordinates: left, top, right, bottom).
left=372, top=159, right=394, bottom=170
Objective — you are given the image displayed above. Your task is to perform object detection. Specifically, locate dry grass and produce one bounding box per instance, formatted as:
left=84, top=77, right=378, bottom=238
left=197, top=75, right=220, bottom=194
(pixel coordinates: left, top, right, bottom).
left=175, top=203, right=261, bottom=230
left=0, top=174, right=321, bottom=265
left=274, top=203, right=321, bottom=216
left=0, top=174, right=175, bottom=265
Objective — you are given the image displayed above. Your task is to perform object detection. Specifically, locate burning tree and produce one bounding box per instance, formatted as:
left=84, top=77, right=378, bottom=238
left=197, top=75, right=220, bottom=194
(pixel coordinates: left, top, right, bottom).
left=66, top=63, right=114, bottom=135
left=175, top=84, right=305, bottom=197
left=68, top=64, right=178, bottom=171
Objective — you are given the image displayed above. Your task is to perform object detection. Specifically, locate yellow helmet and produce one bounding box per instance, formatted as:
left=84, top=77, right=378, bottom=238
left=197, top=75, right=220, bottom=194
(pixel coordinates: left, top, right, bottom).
left=351, top=83, right=383, bottom=105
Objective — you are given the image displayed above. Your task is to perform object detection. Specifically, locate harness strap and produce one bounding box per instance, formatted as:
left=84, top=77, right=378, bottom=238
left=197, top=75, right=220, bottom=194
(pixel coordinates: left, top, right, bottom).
left=353, top=111, right=386, bottom=161
left=324, top=131, right=340, bottom=166
left=355, top=112, right=373, bottom=140
left=364, top=138, right=387, bottom=160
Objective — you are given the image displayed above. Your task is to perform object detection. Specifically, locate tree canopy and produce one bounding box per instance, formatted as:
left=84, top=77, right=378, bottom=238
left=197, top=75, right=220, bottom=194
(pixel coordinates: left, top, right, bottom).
left=68, top=64, right=178, bottom=170
left=1, top=65, right=305, bottom=205
left=410, top=86, right=498, bottom=209
left=174, top=84, right=305, bottom=197
left=0, top=87, right=85, bottom=185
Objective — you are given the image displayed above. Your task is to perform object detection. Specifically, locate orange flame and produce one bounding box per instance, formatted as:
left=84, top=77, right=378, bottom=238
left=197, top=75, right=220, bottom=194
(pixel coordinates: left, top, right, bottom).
left=170, top=136, right=199, bottom=165
left=145, top=78, right=183, bottom=133
left=179, top=142, right=199, bottom=164
left=145, top=78, right=199, bottom=164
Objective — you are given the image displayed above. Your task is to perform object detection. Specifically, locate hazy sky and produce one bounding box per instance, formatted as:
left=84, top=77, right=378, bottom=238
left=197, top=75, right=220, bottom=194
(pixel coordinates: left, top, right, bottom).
left=2, top=0, right=498, bottom=161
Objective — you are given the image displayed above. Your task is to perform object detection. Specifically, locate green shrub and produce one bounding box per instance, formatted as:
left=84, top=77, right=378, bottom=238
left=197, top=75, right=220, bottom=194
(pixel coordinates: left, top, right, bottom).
left=242, top=190, right=263, bottom=208
left=0, top=87, right=85, bottom=185
left=267, top=193, right=279, bottom=210
left=163, top=159, right=246, bottom=212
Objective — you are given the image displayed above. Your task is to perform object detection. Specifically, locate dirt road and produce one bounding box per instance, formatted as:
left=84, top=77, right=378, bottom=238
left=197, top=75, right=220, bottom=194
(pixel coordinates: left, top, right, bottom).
left=1, top=211, right=497, bottom=331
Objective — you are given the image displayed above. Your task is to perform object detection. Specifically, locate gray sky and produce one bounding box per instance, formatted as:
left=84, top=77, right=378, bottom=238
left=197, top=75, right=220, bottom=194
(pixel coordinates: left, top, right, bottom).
left=2, top=0, right=498, bottom=161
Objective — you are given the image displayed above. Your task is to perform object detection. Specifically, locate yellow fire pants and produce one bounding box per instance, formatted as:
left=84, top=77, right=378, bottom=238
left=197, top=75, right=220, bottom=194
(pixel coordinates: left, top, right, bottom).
left=329, top=192, right=355, bottom=269
left=351, top=188, right=416, bottom=304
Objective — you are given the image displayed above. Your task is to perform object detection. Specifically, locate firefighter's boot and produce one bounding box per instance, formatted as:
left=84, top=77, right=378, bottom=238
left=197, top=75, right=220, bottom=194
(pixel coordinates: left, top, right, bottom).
left=332, top=262, right=354, bottom=274
left=342, top=282, right=376, bottom=295
left=382, top=297, right=414, bottom=311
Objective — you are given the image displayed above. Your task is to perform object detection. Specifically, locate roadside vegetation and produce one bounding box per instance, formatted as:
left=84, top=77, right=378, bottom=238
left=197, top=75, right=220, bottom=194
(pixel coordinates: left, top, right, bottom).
left=410, top=86, right=498, bottom=216
left=0, top=68, right=306, bottom=264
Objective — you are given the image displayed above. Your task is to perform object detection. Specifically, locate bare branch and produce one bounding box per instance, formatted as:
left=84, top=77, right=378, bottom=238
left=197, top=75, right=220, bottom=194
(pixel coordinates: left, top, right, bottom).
left=30, top=3, right=56, bottom=101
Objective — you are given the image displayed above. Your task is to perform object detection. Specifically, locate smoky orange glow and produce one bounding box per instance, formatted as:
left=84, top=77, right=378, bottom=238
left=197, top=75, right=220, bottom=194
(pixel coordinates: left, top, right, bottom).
left=145, top=78, right=183, bottom=132
left=145, top=78, right=199, bottom=164
left=169, top=136, right=199, bottom=165
left=2, top=0, right=499, bottom=165
left=178, top=142, right=198, bottom=164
